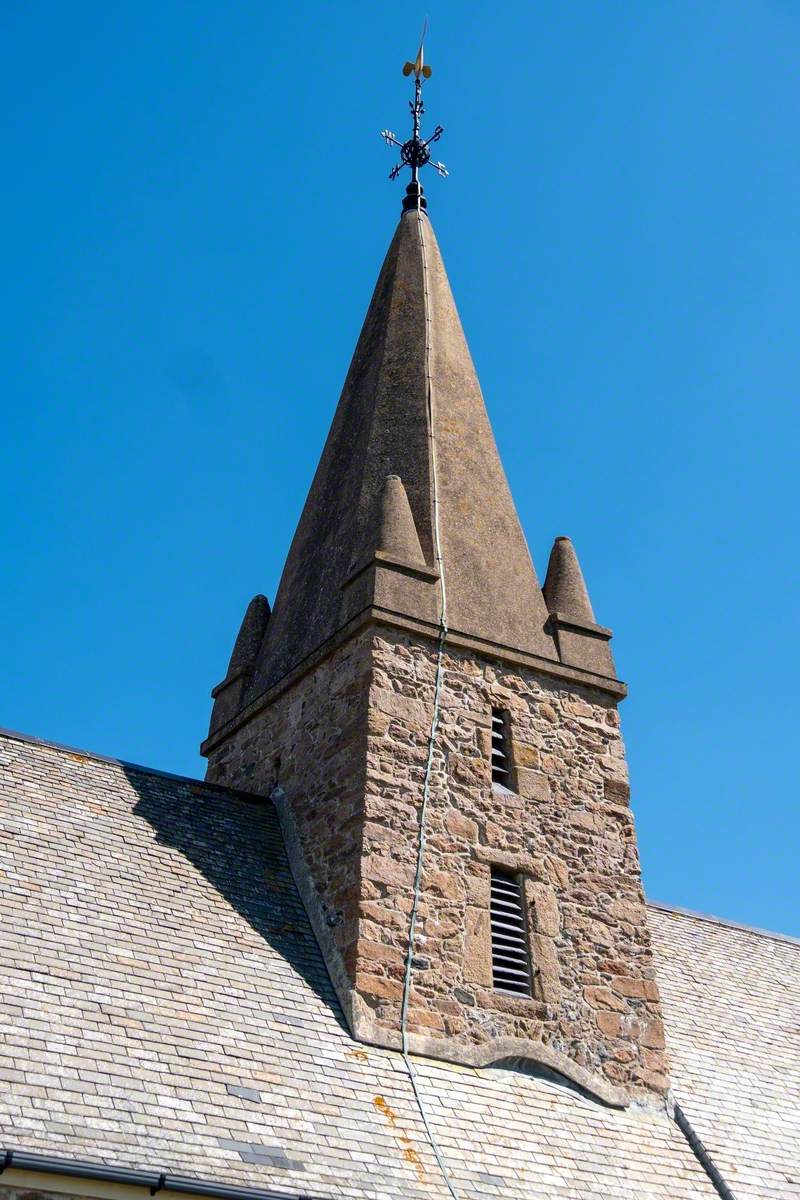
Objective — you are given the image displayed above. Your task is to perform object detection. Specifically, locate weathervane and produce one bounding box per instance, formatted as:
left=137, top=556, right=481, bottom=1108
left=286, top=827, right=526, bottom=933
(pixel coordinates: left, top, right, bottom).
left=380, top=21, right=448, bottom=212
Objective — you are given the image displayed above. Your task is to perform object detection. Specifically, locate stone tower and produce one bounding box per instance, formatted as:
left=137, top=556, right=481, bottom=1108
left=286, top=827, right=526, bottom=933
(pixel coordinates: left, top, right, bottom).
left=202, top=206, right=668, bottom=1107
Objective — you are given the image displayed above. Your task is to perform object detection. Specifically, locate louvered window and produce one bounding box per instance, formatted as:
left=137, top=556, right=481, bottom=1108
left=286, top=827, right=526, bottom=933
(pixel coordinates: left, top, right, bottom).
left=490, top=868, right=532, bottom=995
left=491, top=708, right=513, bottom=788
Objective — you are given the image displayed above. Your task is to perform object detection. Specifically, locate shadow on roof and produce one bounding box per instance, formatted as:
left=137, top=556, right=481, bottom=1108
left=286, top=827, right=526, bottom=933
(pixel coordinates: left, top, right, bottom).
left=124, top=765, right=349, bottom=1035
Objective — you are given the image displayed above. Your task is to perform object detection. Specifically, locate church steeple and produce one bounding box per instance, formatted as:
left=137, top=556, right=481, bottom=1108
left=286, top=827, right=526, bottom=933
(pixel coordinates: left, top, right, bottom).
left=203, top=64, right=666, bottom=1107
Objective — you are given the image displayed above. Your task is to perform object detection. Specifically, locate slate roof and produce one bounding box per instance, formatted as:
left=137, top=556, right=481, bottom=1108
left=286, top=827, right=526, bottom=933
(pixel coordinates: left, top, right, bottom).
left=1, top=728, right=798, bottom=1200
left=650, top=903, right=800, bottom=1199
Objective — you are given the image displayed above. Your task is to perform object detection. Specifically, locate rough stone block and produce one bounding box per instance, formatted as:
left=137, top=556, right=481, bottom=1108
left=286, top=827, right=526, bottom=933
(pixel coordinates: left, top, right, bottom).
left=463, top=888, right=492, bottom=988
left=531, top=934, right=561, bottom=1006
left=512, top=741, right=541, bottom=769
left=515, top=766, right=550, bottom=802
left=526, top=881, right=561, bottom=937
left=445, top=808, right=478, bottom=843
left=604, top=778, right=630, bottom=804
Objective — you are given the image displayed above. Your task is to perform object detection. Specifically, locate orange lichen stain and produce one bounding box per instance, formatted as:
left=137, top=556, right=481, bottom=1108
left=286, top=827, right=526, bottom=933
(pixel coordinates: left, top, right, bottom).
left=400, top=1144, right=426, bottom=1179
left=66, top=753, right=86, bottom=763
left=373, top=1095, right=397, bottom=1126
left=346, top=1048, right=369, bottom=1062
left=373, top=1096, right=427, bottom=1184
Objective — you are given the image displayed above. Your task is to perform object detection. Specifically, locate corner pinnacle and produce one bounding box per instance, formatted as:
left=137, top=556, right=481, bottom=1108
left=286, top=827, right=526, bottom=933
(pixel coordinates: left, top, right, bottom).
left=227, top=594, right=271, bottom=677
left=543, top=537, right=596, bottom=625
left=378, top=475, right=426, bottom=566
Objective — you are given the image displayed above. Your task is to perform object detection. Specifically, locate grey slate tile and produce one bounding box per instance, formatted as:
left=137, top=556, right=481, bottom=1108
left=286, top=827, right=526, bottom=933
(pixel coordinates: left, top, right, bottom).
left=0, top=731, right=795, bottom=1200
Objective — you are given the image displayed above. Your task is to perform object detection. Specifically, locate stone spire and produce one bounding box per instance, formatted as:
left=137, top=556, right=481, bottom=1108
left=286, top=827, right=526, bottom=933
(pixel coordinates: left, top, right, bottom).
left=203, top=209, right=661, bottom=1107
left=245, top=210, right=556, bottom=701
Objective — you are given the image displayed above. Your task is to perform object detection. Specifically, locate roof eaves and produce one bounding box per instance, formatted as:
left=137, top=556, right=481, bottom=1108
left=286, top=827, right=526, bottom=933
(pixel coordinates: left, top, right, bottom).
left=1, top=1148, right=325, bottom=1200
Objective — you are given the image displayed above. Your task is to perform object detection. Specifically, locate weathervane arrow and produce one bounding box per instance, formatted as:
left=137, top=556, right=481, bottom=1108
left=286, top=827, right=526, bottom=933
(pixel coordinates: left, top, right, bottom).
left=379, top=20, right=448, bottom=212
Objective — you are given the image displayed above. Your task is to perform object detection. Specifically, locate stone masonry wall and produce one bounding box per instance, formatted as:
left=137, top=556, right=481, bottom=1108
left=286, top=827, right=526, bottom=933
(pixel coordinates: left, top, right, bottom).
left=205, top=623, right=668, bottom=1102
left=358, top=630, right=667, bottom=1099
left=205, top=630, right=373, bottom=989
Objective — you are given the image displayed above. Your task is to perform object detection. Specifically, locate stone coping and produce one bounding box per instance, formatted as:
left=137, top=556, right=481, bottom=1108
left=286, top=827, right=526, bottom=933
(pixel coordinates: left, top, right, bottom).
left=342, top=550, right=441, bottom=589
left=547, top=610, right=613, bottom=639
left=210, top=666, right=249, bottom=699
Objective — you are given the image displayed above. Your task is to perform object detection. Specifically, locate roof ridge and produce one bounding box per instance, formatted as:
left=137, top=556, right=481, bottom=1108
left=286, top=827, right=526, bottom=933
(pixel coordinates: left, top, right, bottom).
left=647, top=899, right=800, bottom=948
left=0, top=724, right=270, bottom=804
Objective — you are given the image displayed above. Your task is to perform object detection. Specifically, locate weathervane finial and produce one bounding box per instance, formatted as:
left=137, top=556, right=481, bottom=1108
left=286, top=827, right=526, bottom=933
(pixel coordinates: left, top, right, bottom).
left=380, top=20, right=448, bottom=213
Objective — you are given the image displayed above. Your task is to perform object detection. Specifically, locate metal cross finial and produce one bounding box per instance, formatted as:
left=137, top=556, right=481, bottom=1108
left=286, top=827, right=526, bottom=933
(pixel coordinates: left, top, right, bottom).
left=380, top=22, right=448, bottom=212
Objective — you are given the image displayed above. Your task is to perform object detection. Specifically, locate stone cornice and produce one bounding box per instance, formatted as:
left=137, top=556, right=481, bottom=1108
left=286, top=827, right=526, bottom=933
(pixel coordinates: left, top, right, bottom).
left=201, top=605, right=627, bottom=757
left=547, top=610, right=613, bottom=640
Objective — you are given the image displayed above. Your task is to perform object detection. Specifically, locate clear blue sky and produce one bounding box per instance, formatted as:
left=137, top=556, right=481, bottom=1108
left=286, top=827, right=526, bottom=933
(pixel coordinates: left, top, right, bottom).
left=1, top=2, right=798, bottom=936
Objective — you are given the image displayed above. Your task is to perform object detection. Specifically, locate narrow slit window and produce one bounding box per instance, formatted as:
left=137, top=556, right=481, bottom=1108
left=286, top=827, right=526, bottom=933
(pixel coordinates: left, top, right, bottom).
left=490, top=868, right=532, bottom=996
left=491, top=708, right=513, bottom=788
